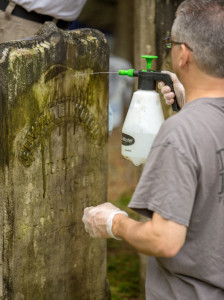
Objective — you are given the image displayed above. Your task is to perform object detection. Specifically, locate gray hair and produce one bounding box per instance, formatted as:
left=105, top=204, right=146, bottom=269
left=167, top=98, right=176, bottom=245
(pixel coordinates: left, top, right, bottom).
left=172, top=0, right=224, bottom=77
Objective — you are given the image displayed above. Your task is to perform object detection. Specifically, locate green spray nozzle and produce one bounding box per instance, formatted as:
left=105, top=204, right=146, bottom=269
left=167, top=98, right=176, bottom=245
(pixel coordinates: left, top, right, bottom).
left=141, top=55, right=158, bottom=70
left=118, top=69, right=135, bottom=77
left=118, top=55, right=158, bottom=77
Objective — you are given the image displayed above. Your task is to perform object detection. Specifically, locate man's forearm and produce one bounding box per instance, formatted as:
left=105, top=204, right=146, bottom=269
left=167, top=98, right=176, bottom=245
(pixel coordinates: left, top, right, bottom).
left=112, top=212, right=187, bottom=258
left=82, top=202, right=187, bottom=257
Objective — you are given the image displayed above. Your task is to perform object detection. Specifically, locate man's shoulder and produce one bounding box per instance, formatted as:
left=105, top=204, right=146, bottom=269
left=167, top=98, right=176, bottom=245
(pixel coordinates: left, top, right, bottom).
left=155, top=108, right=192, bottom=143
left=154, top=97, right=224, bottom=149
left=162, top=97, right=224, bottom=132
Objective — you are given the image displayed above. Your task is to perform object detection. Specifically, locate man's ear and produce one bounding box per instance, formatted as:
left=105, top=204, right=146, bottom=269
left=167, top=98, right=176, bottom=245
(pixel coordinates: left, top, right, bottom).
left=179, top=44, right=191, bottom=68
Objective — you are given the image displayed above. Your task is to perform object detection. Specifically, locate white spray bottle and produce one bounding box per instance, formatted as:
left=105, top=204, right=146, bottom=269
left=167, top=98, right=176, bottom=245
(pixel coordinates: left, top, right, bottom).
left=118, top=55, right=180, bottom=166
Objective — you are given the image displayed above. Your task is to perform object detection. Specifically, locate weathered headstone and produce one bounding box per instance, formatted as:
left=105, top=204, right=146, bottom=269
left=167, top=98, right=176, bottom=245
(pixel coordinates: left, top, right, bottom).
left=0, top=22, right=109, bottom=300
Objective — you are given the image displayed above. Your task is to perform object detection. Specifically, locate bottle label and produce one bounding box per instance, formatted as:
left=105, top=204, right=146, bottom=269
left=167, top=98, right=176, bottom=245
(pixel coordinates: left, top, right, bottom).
left=122, top=133, right=135, bottom=146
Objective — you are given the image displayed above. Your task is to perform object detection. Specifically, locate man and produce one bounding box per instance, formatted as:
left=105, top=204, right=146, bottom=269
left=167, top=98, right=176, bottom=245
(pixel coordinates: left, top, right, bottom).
left=82, top=0, right=224, bottom=299
left=0, top=0, right=87, bottom=42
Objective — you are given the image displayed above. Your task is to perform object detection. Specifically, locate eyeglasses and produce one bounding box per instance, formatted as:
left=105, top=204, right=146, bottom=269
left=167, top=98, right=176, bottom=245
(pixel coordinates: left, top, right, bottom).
left=164, top=37, right=193, bottom=51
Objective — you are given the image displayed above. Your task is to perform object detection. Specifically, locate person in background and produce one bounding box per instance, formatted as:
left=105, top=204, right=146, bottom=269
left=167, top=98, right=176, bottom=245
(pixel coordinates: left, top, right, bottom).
left=0, top=0, right=87, bottom=42
left=82, top=0, right=224, bottom=299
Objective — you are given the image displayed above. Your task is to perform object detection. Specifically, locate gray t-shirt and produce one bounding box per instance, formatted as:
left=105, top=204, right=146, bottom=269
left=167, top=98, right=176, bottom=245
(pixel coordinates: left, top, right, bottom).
left=128, top=98, right=224, bottom=300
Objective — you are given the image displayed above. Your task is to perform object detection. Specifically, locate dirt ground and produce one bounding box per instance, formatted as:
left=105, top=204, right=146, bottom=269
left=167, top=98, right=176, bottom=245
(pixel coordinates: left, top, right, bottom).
left=107, top=126, right=139, bottom=202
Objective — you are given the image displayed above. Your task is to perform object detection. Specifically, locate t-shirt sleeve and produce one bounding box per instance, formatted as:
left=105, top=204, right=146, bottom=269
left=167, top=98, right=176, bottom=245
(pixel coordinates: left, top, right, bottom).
left=128, top=141, right=197, bottom=227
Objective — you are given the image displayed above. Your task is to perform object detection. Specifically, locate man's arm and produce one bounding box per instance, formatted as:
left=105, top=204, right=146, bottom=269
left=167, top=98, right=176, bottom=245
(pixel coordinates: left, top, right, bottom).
left=113, top=211, right=187, bottom=258
left=82, top=202, right=187, bottom=258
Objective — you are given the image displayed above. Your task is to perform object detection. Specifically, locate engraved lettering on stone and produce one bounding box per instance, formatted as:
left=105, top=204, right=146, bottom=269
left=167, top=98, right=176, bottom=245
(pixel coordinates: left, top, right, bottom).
left=19, top=97, right=100, bottom=167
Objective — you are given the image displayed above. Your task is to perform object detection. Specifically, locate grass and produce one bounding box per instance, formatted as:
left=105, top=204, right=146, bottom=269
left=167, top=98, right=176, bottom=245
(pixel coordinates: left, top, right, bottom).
left=107, top=193, right=141, bottom=300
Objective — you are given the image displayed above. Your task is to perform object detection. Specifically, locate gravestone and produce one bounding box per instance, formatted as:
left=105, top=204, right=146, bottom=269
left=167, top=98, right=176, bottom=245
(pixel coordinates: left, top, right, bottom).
left=0, top=22, right=109, bottom=300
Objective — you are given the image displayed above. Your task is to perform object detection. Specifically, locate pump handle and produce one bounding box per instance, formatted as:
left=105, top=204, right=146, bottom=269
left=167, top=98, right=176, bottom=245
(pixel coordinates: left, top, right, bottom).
left=158, top=73, right=180, bottom=112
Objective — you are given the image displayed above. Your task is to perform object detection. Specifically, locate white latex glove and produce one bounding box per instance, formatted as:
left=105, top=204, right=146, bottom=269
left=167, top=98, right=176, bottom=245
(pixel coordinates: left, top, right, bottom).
left=158, top=71, right=186, bottom=109
left=82, top=202, right=128, bottom=240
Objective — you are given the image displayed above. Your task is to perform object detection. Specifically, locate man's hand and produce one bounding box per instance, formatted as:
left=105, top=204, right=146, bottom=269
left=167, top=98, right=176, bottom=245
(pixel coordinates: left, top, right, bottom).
left=158, top=71, right=186, bottom=109
left=82, top=202, right=128, bottom=239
